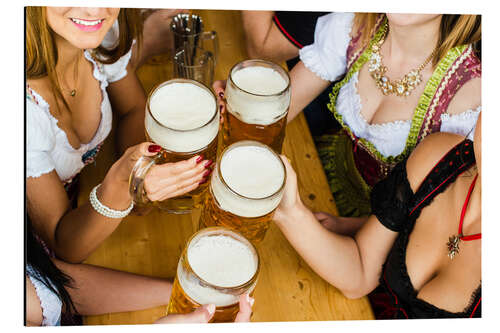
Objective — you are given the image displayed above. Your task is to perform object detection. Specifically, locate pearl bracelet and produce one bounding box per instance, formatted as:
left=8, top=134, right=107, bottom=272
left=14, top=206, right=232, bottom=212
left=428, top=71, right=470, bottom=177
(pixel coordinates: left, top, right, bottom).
left=89, top=184, right=134, bottom=219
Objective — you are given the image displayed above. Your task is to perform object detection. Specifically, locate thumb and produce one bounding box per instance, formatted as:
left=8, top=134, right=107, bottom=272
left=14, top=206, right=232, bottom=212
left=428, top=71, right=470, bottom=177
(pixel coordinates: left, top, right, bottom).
left=155, top=304, right=215, bottom=324
left=314, top=211, right=330, bottom=221
left=234, top=294, right=254, bottom=322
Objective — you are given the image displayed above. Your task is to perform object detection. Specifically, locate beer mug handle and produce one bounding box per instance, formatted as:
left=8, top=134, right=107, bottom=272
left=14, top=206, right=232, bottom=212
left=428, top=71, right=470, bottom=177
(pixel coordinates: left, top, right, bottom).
left=128, top=155, right=161, bottom=206
left=201, top=31, right=219, bottom=65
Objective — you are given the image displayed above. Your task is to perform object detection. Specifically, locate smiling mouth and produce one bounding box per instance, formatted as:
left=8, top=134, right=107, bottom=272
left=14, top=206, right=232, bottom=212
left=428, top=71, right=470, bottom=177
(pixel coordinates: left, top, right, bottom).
left=70, top=18, right=103, bottom=26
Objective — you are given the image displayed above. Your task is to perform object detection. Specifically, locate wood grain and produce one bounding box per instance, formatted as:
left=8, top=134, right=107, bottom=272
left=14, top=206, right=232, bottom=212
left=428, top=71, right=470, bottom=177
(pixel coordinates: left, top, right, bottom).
left=82, top=9, right=373, bottom=325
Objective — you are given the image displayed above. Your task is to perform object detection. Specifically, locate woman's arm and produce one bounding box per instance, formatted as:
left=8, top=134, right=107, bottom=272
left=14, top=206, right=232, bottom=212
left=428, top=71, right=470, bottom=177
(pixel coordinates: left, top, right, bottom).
left=53, top=259, right=172, bottom=315
left=241, top=11, right=299, bottom=62
left=287, top=61, right=330, bottom=122
left=274, top=157, right=397, bottom=298
left=106, top=64, right=148, bottom=155
left=27, top=144, right=209, bottom=263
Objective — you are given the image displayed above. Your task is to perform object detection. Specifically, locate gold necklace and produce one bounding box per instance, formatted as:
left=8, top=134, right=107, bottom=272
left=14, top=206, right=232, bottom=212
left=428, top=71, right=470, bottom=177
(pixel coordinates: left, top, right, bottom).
left=368, top=22, right=437, bottom=97
left=60, top=53, right=81, bottom=97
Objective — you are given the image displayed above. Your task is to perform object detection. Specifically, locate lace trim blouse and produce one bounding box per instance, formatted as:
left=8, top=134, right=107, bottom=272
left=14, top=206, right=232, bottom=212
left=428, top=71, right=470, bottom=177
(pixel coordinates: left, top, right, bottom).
left=26, top=48, right=132, bottom=183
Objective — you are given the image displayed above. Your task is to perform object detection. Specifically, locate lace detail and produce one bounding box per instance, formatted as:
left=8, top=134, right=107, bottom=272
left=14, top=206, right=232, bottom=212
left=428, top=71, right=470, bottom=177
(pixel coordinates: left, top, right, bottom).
left=299, top=12, right=354, bottom=82
left=26, top=264, right=62, bottom=326
left=441, top=107, right=481, bottom=140
left=26, top=50, right=113, bottom=182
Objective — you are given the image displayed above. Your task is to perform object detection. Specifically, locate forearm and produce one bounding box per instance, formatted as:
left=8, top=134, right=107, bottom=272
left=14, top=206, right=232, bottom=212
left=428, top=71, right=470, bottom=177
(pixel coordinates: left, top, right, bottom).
left=275, top=203, right=367, bottom=297
left=54, top=171, right=131, bottom=263
left=55, top=259, right=172, bottom=316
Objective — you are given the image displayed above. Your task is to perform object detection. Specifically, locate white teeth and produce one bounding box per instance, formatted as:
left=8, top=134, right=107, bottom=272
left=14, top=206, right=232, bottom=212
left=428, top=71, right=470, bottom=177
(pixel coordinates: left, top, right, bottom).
left=71, top=18, right=102, bottom=26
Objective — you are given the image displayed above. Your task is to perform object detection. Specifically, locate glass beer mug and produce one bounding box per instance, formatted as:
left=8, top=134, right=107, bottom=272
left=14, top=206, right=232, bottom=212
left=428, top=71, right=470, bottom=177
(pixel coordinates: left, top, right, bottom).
left=199, top=140, right=286, bottom=243
left=167, top=227, right=260, bottom=322
left=129, top=78, right=219, bottom=213
left=222, top=59, right=291, bottom=153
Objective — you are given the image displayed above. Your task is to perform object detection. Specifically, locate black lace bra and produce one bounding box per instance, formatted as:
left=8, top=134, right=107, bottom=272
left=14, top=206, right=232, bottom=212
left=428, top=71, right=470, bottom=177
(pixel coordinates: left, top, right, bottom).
left=370, top=139, right=481, bottom=319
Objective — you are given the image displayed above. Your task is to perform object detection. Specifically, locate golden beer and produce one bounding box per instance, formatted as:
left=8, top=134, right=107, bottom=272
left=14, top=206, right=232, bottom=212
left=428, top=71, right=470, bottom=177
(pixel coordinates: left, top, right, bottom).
left=222, top=59, right=291, bottom=153
left=199, top=141, right=286, bottom=243
left=130, top=79, right=219, bottom=213
left=167, top=227, right=259, bottom=322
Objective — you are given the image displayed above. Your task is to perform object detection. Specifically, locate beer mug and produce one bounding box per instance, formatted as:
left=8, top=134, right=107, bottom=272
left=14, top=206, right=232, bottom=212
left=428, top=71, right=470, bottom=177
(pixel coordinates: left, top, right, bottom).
left=167, top=227, right=260, bottom=322
left=222, top=59, right=291, bottom=153
left=199, top=140, right=286, bottom=243
left=170, top=13, right=218, bottom=65
left=129, top=79, right=219, bottom=213
left=174, top=46, right=215, bottom=87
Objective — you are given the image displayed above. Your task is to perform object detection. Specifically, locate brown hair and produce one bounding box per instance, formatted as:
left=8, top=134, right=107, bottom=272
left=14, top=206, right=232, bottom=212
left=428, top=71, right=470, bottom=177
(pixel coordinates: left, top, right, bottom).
left=26, top=7, right=143, bottom=114
left=352, top=13, right=481, bottom=66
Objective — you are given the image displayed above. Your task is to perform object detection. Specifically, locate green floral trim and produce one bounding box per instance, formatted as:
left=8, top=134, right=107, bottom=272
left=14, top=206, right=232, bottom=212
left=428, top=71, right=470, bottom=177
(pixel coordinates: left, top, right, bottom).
left=327, top=18, right=468, bottom=165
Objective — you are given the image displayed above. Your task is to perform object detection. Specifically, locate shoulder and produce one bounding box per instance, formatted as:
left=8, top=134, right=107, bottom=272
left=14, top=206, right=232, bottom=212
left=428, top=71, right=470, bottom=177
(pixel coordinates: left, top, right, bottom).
left=406, top=132, right=465, bottom=192
left=97, top=44, right=134, bottom=83
left=26, top=275, right=43, bottom=326
left=446, top=77, right=481, bottom=116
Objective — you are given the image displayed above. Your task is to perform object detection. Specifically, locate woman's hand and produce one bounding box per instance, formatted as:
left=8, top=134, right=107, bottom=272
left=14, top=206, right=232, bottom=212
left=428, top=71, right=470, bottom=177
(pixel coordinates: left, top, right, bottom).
left=213, top=80, right=227, bottom=124
left=105, top=142, right=212, bottom=205
left=154, top=294, right=254, bottom=324
left=274, top=156, right=304, bottom=223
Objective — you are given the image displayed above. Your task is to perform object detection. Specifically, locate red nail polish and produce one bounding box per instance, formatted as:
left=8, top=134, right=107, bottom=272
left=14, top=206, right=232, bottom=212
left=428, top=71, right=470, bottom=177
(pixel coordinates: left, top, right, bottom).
left=219, top=92, right=224, bottom=99
left=199, top=178, right=208, bottom=185
left=148, top=144, right=162, bottom=153
left=204, top=160, right=213, bottom=168
left=196, top=155, right=204, bottom=163
left=203, top=170, right=211, bottom=177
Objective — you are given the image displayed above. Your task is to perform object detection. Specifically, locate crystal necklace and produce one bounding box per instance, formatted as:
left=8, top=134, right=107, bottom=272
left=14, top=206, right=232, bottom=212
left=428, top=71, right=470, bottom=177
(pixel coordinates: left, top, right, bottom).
left=368, top=22, right=437, bottom=97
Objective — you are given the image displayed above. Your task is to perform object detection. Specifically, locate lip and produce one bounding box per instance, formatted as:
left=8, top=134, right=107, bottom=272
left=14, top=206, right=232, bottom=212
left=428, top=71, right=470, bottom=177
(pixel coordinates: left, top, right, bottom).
left=69, top=18, right=104, bottom=32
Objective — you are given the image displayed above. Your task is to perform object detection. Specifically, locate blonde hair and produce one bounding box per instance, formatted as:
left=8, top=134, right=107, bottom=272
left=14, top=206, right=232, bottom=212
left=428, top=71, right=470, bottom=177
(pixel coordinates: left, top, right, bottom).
left=352, top=13, right=481, bottom=66
left=26, top=7, right=143, bottom=113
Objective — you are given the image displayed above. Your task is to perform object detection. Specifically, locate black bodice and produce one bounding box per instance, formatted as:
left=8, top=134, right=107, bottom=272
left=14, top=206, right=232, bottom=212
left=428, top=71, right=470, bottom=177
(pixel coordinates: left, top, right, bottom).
left=370, top=139, right=481, bottom=319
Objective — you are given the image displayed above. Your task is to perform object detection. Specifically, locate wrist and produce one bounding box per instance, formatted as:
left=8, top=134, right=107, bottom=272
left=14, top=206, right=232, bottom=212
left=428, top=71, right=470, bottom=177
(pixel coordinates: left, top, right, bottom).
left=99, top=173, right=133, bottom=210
left=274, top=201, right=308, bottom=227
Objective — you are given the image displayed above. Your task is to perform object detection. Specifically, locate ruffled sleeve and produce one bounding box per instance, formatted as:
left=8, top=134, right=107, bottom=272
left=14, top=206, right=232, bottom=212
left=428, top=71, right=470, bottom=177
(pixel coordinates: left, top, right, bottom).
left=299, top=12, right=354, bottom=81
left=440, top=107, right=480, bottom=141
left=370, top=161, right=414, bottom=232
left=101, top=43, right=134, bottom=83
left=26, top=100, right=56, bottom=179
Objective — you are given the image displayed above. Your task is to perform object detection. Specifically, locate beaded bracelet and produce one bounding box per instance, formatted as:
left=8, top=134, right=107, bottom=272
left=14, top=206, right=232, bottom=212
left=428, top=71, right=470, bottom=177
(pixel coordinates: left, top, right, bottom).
left=89, top=184, right=134, bottom=219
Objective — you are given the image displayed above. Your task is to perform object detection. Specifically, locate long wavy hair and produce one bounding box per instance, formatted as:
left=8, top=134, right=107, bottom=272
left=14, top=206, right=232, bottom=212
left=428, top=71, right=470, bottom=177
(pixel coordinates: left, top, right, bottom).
left=25, top=6, right=143, bottom=114
left=352, top=14, right=481, bottom=66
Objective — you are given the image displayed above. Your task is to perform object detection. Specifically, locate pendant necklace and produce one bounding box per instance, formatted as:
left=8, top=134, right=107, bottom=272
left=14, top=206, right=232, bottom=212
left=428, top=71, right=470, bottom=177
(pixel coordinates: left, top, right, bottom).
left=447, top=174, right=481, bottom=260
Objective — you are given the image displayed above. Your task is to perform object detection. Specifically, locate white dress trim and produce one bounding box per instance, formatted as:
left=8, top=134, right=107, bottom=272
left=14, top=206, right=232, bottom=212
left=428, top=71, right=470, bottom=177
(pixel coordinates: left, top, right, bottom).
left=26, top=264, right=62, bottom=326
left=26, top=48, right=132, bottom=182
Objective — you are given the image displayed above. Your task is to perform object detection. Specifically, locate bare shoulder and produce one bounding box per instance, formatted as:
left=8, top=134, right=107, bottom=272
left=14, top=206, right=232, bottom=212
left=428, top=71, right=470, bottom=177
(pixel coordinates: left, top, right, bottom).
left=406, top=132, right=465, bottom=192
left=26, top=275, right=43, bottom=326
left=446, top=77, right=481, bottom=116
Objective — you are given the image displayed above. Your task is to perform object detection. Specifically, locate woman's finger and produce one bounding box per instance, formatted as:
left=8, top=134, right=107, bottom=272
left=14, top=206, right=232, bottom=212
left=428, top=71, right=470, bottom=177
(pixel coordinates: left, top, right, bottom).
left=154, top=304, right=215, bottom=324
left=147, top=172, right=205, bottom=202
left=145, top=159, right=211, bottom=193
left=234, top=294, right=254, bottom=322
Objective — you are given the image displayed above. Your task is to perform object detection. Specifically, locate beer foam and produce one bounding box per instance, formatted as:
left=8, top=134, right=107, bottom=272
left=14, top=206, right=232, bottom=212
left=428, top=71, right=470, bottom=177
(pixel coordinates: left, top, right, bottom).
left=231, top=66, right=288, bottom=95
left=211, top=144, right=285, bottom=217
left=145, top=82, right=218, bottom=152
left=179, top=234, right=257, bottom=306
left=226, top=65, right=290, bottom=126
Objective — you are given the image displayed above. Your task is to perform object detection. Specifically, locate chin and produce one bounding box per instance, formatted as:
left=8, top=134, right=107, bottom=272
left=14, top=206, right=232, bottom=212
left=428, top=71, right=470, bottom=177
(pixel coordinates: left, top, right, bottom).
left=386, top=13, right=441, bottom=27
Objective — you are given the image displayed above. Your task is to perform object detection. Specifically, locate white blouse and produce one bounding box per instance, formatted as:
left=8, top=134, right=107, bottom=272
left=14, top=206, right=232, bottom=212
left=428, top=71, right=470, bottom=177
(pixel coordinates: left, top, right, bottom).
left=26, top=48, right=132, bottom=182
left=299, top=12, right=480, bottom=158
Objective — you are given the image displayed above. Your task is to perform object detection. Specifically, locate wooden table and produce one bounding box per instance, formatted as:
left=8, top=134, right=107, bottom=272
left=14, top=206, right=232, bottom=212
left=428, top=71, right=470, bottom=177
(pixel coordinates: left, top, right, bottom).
left=81, top=9, right=373, bottom=324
